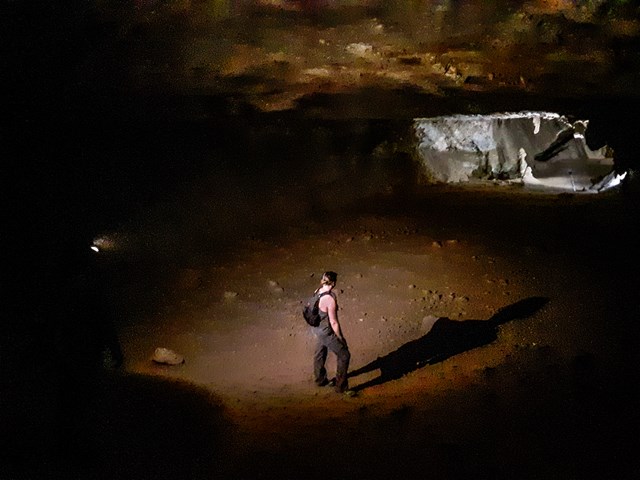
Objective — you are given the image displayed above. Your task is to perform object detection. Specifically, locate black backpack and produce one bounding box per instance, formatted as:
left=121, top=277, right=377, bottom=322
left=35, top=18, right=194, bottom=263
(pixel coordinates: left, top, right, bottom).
left=302, top=291, right=330, bottom=327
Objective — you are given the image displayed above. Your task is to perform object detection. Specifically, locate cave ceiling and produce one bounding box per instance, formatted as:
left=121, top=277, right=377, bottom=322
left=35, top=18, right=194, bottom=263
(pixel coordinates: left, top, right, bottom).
left=7, top=1, right=640, bottom=120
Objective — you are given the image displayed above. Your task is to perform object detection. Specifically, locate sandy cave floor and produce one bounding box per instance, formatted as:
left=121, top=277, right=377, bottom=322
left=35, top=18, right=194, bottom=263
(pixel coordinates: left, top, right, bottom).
left=77, top=186, right=640, bottom=479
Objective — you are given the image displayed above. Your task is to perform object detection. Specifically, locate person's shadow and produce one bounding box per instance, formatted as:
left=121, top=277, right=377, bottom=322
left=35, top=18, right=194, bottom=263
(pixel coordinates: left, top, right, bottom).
left=349, top=296, right=549, bottom=391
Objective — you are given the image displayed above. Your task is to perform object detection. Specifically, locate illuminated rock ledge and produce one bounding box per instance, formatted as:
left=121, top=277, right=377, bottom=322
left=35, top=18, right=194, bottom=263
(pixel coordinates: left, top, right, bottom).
left=414, top=112, right=624, bottom=192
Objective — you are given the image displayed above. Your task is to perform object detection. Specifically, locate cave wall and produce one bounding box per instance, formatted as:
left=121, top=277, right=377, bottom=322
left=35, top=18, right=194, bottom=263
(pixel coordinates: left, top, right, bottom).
left=413, top=112, right=616, bottom=191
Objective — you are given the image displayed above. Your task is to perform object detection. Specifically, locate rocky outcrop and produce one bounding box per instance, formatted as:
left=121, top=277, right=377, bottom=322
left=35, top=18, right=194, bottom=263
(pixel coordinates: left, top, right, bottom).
left=413, top=112, right=623, bottom=192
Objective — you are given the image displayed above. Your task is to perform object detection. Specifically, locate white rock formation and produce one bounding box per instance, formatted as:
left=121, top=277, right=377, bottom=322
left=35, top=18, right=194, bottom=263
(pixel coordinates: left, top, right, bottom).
left=413, top=112, right=622, bottom=192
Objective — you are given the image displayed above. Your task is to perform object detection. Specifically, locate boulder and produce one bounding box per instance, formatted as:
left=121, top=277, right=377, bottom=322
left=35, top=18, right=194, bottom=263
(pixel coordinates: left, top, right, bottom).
left=152, top=347, right=184, bottom=365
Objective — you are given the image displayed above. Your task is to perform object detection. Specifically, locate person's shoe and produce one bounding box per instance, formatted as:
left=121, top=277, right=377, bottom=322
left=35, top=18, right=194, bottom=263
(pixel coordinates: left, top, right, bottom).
left=316, top=377, right=336, bottom=387
left=335, top=386, right=357, bottom=397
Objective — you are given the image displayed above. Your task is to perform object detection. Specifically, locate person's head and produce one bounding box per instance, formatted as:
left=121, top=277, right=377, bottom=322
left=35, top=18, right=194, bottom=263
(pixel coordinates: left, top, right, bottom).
left=321, top=271, right=338, bottom=287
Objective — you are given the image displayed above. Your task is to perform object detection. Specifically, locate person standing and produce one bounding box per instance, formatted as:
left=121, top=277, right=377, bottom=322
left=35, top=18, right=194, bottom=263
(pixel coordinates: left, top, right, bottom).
left=311, top=271, right=351, bottom=394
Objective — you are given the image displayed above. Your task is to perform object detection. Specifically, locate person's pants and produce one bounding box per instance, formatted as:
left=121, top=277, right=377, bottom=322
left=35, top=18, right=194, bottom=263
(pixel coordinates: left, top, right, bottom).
left=313, top=327, right=350, bottom=392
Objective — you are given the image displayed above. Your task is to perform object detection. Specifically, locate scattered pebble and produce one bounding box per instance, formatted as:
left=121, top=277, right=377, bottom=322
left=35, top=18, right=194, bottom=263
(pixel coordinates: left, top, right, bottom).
left=422, top=315, right=439, bottom=332
left=152, top=347, right=184, bottom=365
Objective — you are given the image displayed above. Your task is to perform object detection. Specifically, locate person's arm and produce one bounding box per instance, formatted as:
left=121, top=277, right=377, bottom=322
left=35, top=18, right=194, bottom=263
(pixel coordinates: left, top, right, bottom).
left=326, top=296, right=344, bottom=341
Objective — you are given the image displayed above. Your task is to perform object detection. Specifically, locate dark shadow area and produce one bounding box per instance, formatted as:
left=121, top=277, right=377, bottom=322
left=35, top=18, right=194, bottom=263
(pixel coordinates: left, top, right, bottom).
left=1, top=244, right=231, bottom=480
left=349, top=297, right=550, bottom=391
left=1, top=370, right=231, bottom=480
